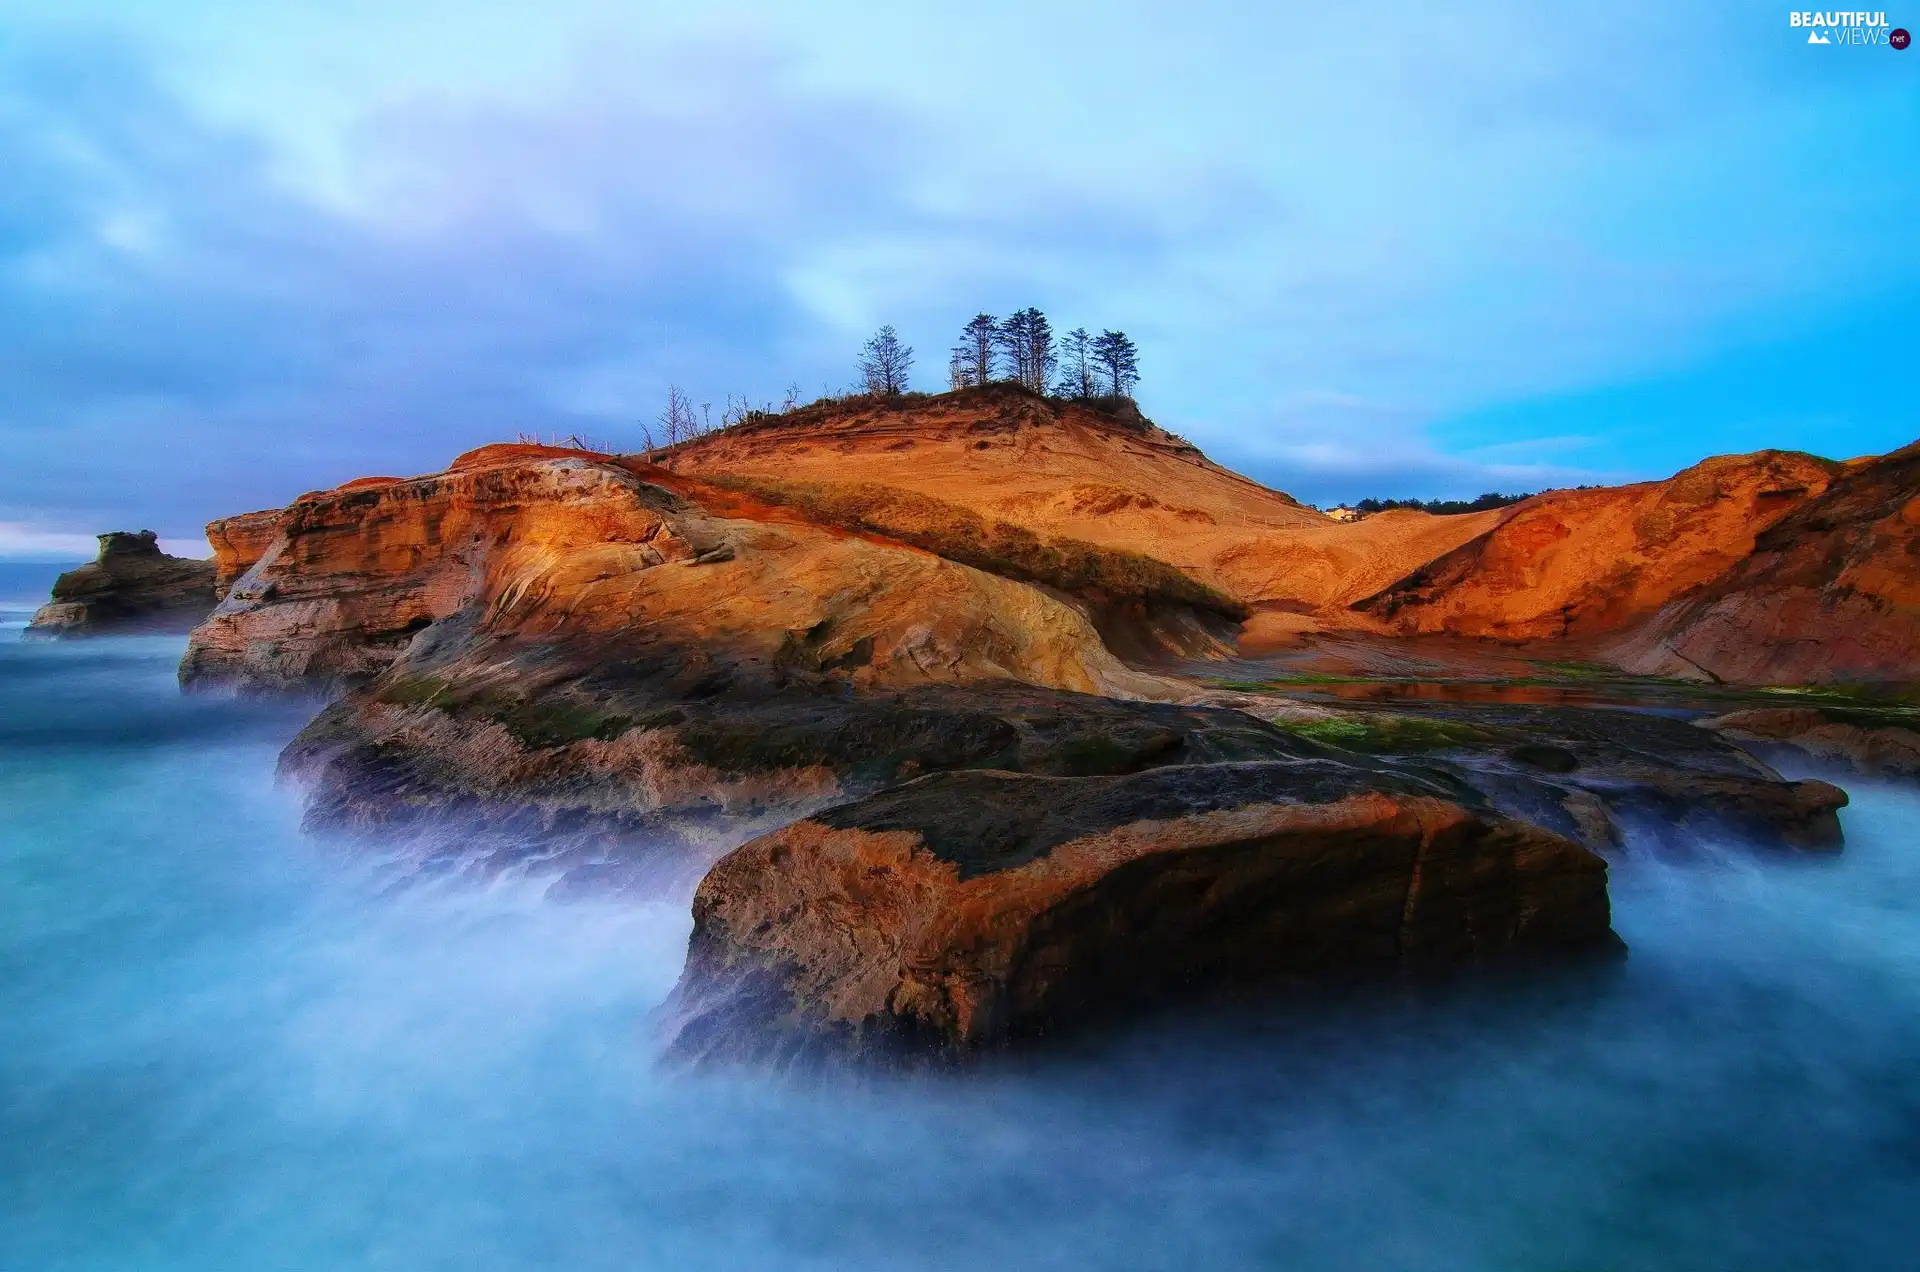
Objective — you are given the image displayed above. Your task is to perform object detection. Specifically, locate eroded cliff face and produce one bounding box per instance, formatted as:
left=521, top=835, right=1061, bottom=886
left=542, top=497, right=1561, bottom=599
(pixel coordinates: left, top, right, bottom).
left=1611, top=443, right=1920, bottom=684
left=184, top=442, right=1249, bottom=881
left=1352, top=451, right=1840, bottom=642
left=206, top=508, right=284, bottom=599
left=184, top=442, right=1161, bottom=697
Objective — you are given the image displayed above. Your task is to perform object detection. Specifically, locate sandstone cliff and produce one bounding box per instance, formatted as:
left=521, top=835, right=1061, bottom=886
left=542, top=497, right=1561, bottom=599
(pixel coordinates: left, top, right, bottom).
left=1351, top=450, right=1839, bottom=641
left=25, top=531, right=216, bottom=638
left=1610, top=442, right=1920, bottom=684
left=185, top=442, right=1168, bottom=696
left=668, top=385, right=1506, bottom=645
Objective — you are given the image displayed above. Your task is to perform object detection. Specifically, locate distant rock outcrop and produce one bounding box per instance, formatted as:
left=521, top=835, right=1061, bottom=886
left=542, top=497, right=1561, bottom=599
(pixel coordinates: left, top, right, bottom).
left=25, top=531, right=216, bottom=639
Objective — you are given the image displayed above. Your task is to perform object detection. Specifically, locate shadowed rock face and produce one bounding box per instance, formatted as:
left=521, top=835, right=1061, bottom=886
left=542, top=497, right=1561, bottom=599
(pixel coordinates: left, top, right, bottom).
left=1300, top=701, right=1854, bottom=853
left=25, top=532, right=216, bottom=638
left=659, top=762, right=1617, bottom=1067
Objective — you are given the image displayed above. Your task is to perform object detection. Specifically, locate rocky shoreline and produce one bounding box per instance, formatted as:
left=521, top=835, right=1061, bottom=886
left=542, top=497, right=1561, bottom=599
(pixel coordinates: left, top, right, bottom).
left=28, top=391, right=1920, bottom=1066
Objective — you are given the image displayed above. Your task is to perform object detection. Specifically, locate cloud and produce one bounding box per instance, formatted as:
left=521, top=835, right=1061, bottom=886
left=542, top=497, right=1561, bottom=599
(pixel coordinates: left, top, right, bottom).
left=0, top=3, right=1914, bottom=542
left=0, top=33, right=936, bottom=538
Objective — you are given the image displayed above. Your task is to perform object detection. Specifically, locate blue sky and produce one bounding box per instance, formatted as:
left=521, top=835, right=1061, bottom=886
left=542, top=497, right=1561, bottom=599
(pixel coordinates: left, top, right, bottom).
left=1, top=1, right=1915, bottom=558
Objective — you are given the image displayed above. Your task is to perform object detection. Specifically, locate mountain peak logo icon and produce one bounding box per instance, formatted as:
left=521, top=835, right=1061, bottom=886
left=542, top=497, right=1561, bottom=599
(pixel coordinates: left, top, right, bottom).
left=1807, top=27, right=1831, bottom=42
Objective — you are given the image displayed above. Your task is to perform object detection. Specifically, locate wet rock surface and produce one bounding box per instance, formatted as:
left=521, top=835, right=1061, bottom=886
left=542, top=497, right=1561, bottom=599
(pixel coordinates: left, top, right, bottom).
left=1701, top=706, right=1920, bottom=778
left=1205, top=696, right=1850, bottom=852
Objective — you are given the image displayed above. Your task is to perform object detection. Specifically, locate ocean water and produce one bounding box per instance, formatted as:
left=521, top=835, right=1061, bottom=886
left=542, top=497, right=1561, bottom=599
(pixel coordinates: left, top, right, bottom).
left=4, top=614, right=1918, bottom=1271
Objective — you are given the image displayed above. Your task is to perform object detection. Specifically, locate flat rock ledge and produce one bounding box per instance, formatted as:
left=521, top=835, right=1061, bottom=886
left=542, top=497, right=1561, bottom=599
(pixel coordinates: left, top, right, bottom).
left=658, top=761, right=1617, bottom=1068
left=1701, top=707, right=1920, bottom=778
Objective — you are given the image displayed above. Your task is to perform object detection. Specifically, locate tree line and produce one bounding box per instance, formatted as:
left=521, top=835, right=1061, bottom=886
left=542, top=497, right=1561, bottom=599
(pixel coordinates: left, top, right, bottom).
left=641, top=309, right=1143, bottom=460
left=856, top=310, right=1139, bottom=400
left=1347, top=492, right=1534, bottom=516
left=946, top=310, right=1137, bottom=399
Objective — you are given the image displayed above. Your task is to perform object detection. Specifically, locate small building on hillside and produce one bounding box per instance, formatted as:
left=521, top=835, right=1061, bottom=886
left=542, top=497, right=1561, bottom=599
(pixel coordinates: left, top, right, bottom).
left=1323, top=505, right=1363, bottom=523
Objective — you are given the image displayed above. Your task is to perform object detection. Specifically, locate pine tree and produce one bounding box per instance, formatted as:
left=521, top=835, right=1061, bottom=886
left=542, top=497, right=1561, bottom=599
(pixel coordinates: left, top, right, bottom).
left=951, top=313, right=998, bottom=387
left=996, top=308, right=1056, bottom=393
left=1055, top=327, right=1097, bottom=398
left=1020, top=308, right=1055, bottom=393
left=860, top=325, right=914, bottom=396
left=995, top=310, right=1032, bottom=389
left=1092, top=329, right=1140, bottom=398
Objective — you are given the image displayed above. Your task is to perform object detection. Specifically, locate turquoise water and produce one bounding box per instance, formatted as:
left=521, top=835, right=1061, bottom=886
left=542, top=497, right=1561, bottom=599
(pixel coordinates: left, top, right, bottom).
left=4, top=613, right=1918, bottom=1270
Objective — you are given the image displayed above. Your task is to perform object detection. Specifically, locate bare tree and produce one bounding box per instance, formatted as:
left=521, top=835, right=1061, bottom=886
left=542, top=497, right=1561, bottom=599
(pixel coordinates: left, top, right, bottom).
left=658, top=384, right=698, bottom=448
left=860, top=325, right=914, bottom=396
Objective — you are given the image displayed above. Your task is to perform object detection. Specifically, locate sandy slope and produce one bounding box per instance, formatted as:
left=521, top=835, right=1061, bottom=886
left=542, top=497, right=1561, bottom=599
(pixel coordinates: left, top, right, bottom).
left=1353, top=450, right=1841, bottom=641
left=1611, top=442, right=1920, bottom=683
left=670, top=386, right=1500, bottom=632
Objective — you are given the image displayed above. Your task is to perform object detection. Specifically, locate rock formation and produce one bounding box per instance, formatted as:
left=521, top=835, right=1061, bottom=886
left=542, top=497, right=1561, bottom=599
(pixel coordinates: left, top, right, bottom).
left=164, top=388, right=1920, bottom=1064
left=25, top=531, right=216, bottom=638
left=659, top=762, right=1617, bottom=1066
left=1351, top=450, right=1839, bottom=642
left=667, top=385, right=1508, bottom=649
left=1699, top=707, right=1920, bottom=777
left=1612, top=443, right=1920, bottom=684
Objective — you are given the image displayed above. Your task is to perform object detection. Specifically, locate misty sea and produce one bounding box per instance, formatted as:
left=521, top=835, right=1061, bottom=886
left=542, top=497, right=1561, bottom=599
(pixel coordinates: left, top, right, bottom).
left=3, top=601, right=1918, bottom=1271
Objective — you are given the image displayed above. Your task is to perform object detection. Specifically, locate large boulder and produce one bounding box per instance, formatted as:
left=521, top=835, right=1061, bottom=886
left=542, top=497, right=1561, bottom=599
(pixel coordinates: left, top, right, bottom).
left=659, top=761, right=1617, bottom=1067
left=25, top=531, right=216, bottom=638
